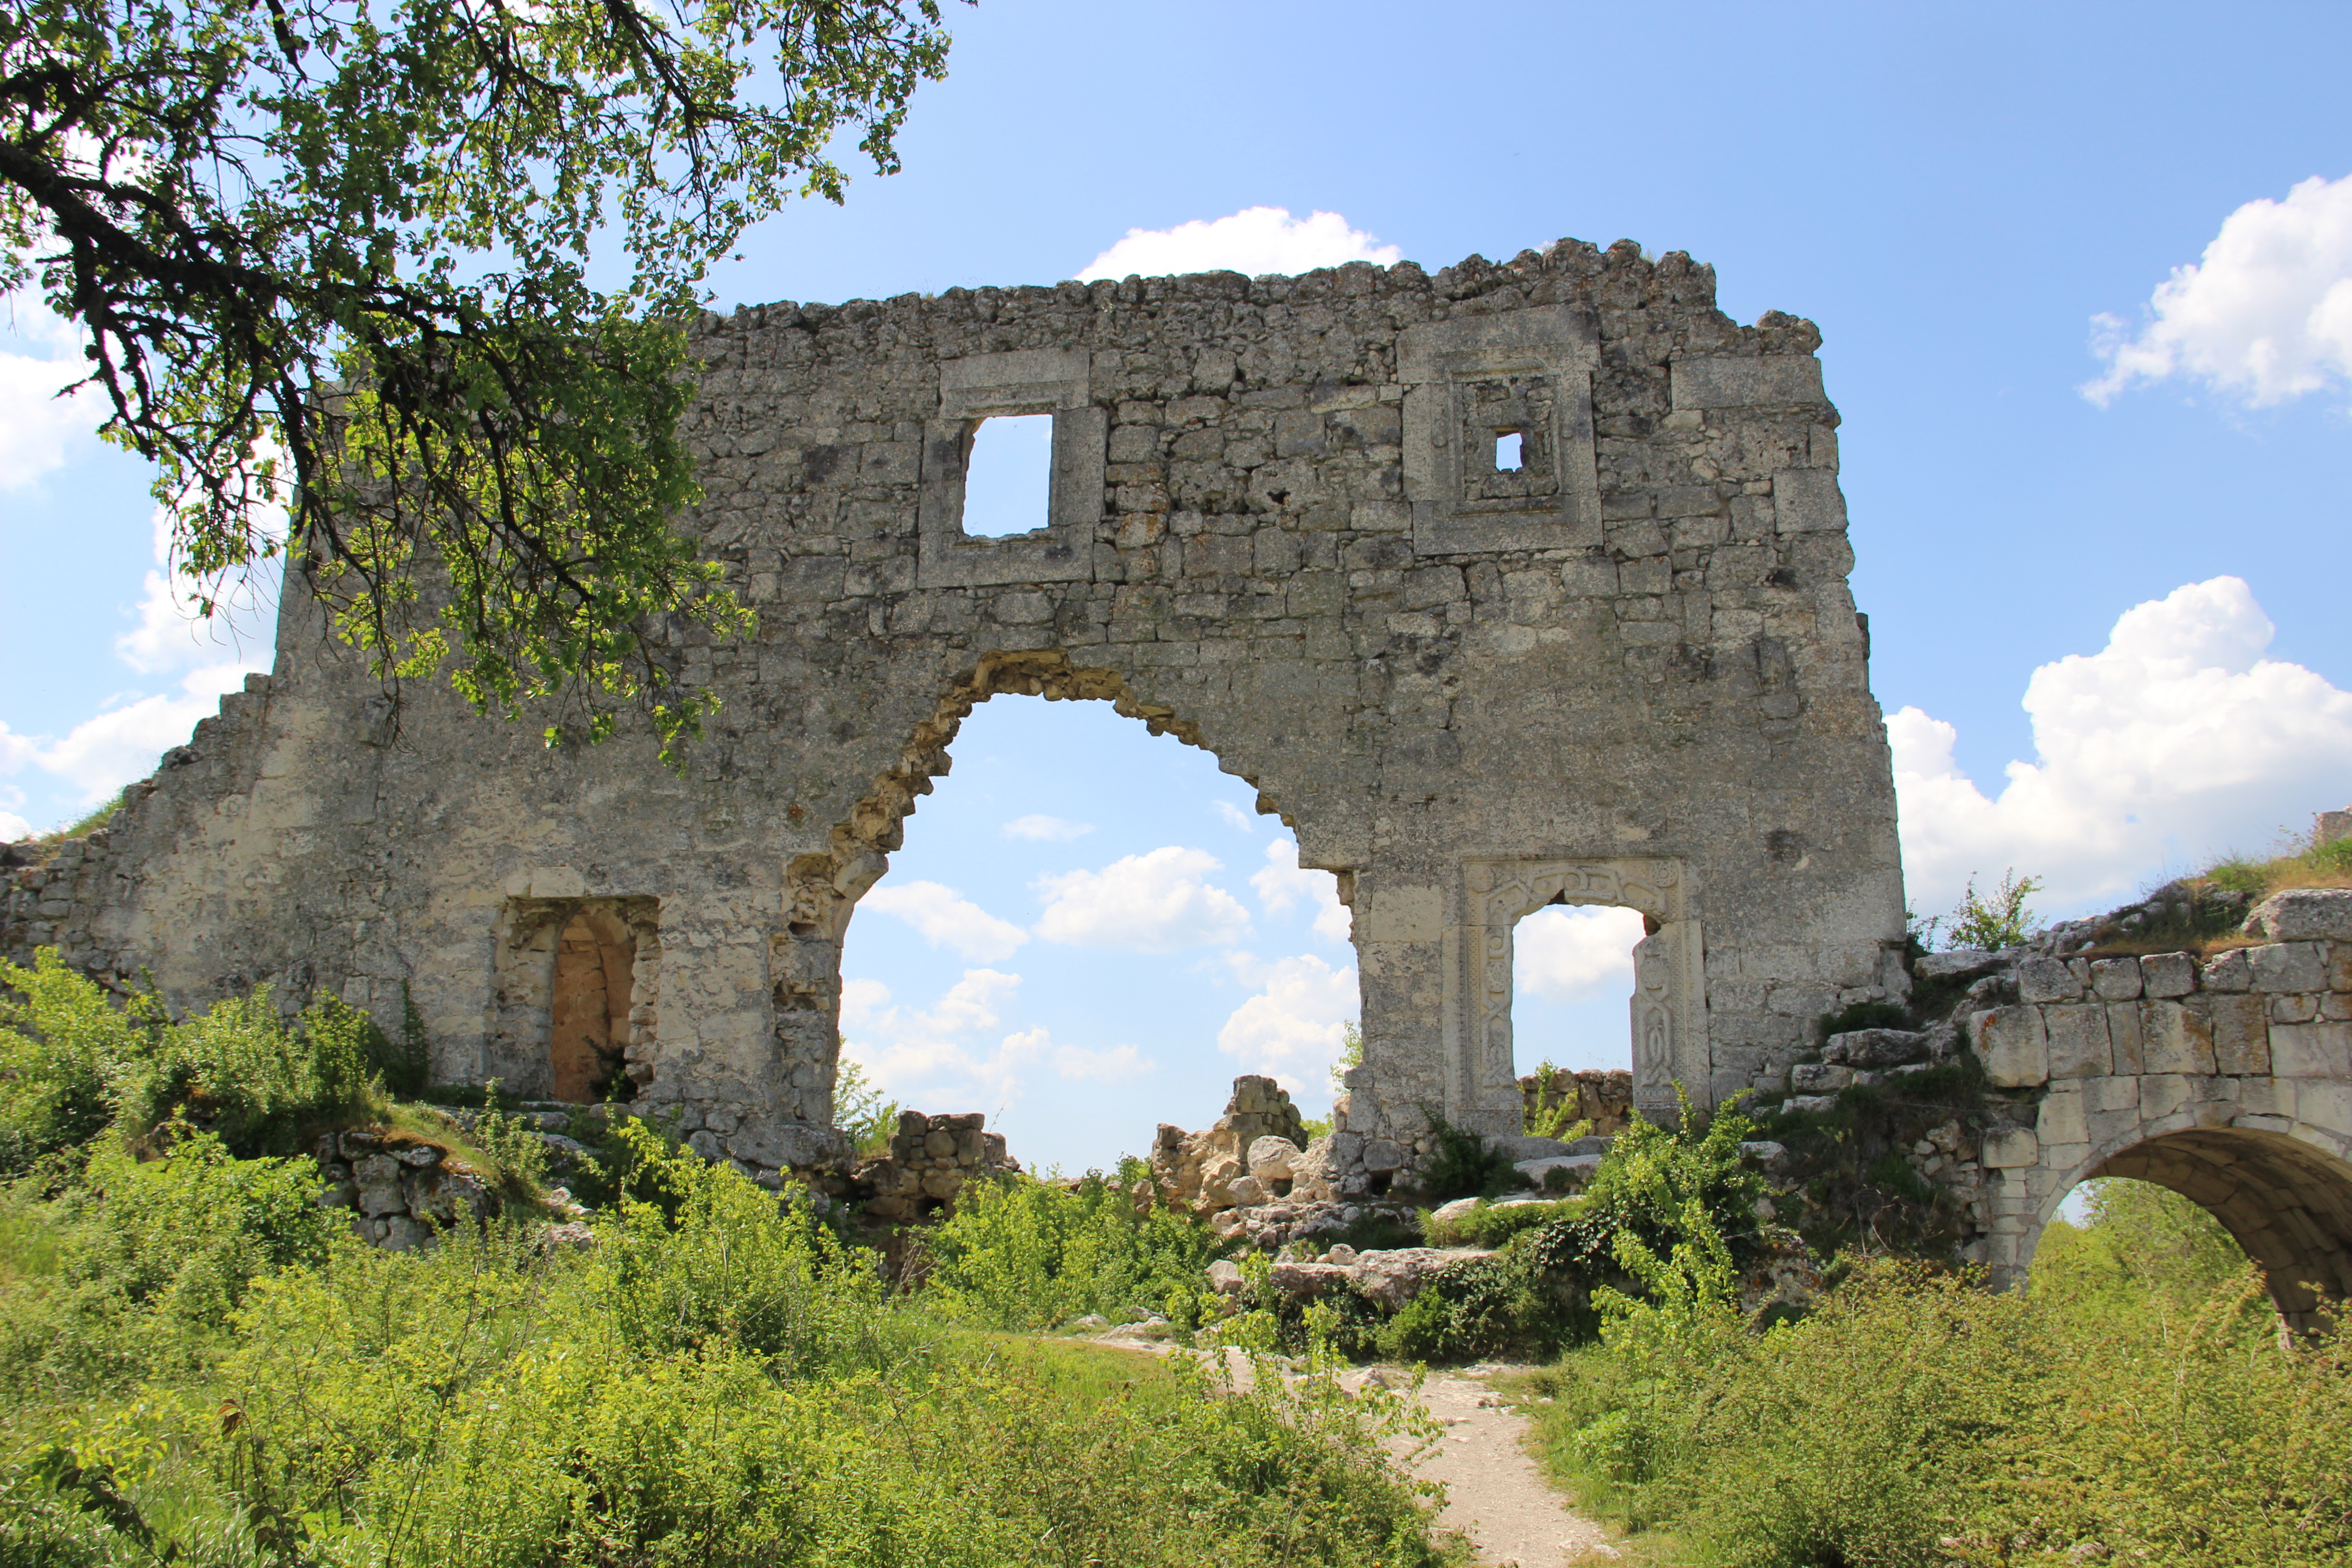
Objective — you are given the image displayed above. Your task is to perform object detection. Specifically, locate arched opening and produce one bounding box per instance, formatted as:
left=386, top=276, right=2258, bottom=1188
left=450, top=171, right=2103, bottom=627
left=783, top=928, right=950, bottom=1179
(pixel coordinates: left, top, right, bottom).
left=550, top=906, right=636, bottom=1103
left=2035, top=1128, right=2352, bottom=1332
left=828, top=686, right=1354, bottom=1176
left=1509, top=900, right=1646, bottom=1136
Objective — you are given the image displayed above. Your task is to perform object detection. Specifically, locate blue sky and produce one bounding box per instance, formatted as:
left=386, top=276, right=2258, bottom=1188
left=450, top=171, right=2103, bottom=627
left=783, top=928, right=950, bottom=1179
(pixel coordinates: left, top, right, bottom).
left=5, top=1, right=2352, bottom=1171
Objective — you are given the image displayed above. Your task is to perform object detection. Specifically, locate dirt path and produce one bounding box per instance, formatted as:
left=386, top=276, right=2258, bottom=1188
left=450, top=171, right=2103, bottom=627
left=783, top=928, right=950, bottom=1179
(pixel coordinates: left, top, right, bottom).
left=1344, top=1367, right=1616, bottom=1567
left=1095, top=1331, right=1615, bottom=1564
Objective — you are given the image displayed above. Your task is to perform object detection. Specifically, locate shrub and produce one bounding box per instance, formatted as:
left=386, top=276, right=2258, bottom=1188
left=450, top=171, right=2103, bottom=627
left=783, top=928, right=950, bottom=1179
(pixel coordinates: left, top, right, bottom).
left=1421, top=1196, right=1578, bottom=1249
left=833, top=1052, right=900, bottom=1156
left=0, top=953, right=162, bottom=1177
left=922, top=1171, right=1229, bottom=1330
left=1416, top=1113, right=1522, bottom=1202
left=1944, top=867, right=2044, bottom=950
left=116, top=988, right=382, bottom=1157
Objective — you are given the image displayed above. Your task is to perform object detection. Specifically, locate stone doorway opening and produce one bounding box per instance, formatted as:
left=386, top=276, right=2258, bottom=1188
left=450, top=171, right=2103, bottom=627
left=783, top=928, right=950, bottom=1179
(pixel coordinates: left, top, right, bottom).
left=1509, top=900, right=1646, bottom=1136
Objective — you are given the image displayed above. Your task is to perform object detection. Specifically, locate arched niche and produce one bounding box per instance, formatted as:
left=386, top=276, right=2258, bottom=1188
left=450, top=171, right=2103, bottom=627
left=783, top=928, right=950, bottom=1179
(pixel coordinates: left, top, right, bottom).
left=1460, top=857, right=1705, bottom=1131
left=487, top=895, right=661, bottom=1100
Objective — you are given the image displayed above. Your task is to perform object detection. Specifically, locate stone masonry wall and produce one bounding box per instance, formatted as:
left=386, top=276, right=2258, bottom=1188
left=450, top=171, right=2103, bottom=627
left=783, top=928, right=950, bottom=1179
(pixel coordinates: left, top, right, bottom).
left=2, top=236, right=1906, bottom=1177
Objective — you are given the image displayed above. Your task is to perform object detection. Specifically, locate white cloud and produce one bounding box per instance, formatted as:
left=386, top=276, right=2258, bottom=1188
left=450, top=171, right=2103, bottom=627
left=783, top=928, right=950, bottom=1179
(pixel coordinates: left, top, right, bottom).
left=1213, top=799, right=1256, bottom=832
left=1217, top=953, right=1358, bottom=1092
left=1032, top=845, right=1252, bottom=951
left=2084, top=172, right=2352, bottom=407
left=838, top=972, right=1149, bottom=1109
left=1891, top=577, right=2352, bottom=916
left=840, top=968, right=1029, bottom=1106
left=0, top=811, right=29, bottom=842
left=1516, top=904, right=1646, bottom=1001
left=0, top=663, right=256, bottom=810
left=0, top=290, right=100, bottom=489
left=1002, top=812, right=1094, bottom=842
left=1250, top=838, right=1353, bottom=942
left=1078, top=207, right=1402, bottom=283
left=861, top=879, right=1030, bottom=960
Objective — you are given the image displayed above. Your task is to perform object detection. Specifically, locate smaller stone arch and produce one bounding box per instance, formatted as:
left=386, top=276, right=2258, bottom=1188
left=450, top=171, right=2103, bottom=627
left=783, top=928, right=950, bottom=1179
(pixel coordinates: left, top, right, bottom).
left=550, top=906, right=637, bottom=1103
left=1457, top=857, right=1705, bottom=1132
left=2030, top=1125, right=2352, bottom=1333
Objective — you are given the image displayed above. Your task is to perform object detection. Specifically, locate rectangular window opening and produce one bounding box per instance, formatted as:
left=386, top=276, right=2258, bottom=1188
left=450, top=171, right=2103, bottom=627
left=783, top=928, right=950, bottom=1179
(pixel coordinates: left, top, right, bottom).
left=1494, top=430, right=1524, bottom=472
left=962, top=414, right=1054, bottom=538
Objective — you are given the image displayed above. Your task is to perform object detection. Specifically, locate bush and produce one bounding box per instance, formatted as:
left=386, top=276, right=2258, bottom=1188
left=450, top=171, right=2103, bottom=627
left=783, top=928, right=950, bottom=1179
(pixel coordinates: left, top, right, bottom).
left=1526, top=1187, right=2352, bottom=1568
left=0, top=952, right=163, bottom=1176
left=1416, top=1114, right=1522, bottom=1202
left=114, top=987, right=382, bottom=1157
left=921, top=1171, right=1229, bottom=1330
left=1421, top=1196, right=1578, bottom=1249
left=5, top=1146, right=1465, bottom=1568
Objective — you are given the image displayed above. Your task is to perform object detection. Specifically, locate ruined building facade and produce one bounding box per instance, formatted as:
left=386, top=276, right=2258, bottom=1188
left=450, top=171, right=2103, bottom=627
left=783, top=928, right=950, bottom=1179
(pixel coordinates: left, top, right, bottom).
left=2, top=238, right=1910, bottom=1177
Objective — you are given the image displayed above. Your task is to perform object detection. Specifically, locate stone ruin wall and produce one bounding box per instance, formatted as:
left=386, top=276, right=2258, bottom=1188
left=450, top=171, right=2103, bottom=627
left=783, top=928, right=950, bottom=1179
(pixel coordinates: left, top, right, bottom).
left=0, top=235, right=1908, bottom=1184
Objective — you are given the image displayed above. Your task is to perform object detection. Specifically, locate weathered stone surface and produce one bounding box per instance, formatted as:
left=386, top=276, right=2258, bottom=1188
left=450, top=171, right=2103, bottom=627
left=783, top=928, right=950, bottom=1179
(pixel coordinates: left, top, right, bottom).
left=2249, top=942, right=2328, bottom=993
left=2139, top=951, right=2197, bottom=999
left=2015, top=957, right=2083, bottom=1004
left=2141, top=1000, right=2217, bottom=1076
left=1790, top=1062, right=1853, bottom=1092
left=2044, top=1005, right=2113, bottom=1079
left=2245, top=889, right=2352, bottom=942
left=2089, top=957, right=2143, bottom=1001
left=1913, top=948, right=2015, bottom=983
left=4, top=238, right=1906, bottom=1166
left=1824, top=1028, right=1928, bottom=1067
left=1975, top=1006, right=2049, bottom=1087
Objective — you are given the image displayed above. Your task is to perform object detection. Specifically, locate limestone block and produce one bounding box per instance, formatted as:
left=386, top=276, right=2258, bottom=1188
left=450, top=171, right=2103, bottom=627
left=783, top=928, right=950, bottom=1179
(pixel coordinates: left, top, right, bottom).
left=1981, top=1128, right=2039, bottom=1168
left=380, top=1216, right=430, bottom=1252
left=2138, top=952, right=2197, bottom=999
left=2236, top=1077, right=2297, bottom=1119
left=1672, top=356, right=1825, bottom=411
left=2201, top=949, right=2252, bottom=993
left=2043, top=1005, right=2113, bottom=1078
left=2272, top=1021, right=2352, bottom=1079
left=2087, top=1075, right=2140, bottom=1112
left=2244, top=888, right=2352, bottom=942
left=1361, top=1139, right=1406, bottom=1173
left=2248, top=942, right=2325, bottom=993
left=1225, top=1175, right=1269, bottom=1207
left=2107, top=1001, right=2146, bottom=1074
left=1824, top=1028, right=1927, bottom=1067
left=2135, top=1074, right=2189, bottom=1120
left=1790, top=1062, right=1853, bottom=1092
left=2037, top=1090, right=2088, bottom=1148
left=2014, top=957, right=2083, bottom=1004
left=1974, top=1006, right=2048, bottom=1087
left=2202, top=993, right=2272, bottom=1075
left=919, top=1167, right=963, bottom=1200
left=1247, top=1136, right=1301, bottom=1181
left=2089, top=958, right=2143, bottom=1001
left=2140, top=1000, right=2217, bottom=1075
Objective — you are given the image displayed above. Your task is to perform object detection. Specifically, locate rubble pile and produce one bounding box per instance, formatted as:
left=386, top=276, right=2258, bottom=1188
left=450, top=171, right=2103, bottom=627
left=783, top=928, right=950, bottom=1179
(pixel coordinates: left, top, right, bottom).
left=849, top=1109, right=1019, bottom=1221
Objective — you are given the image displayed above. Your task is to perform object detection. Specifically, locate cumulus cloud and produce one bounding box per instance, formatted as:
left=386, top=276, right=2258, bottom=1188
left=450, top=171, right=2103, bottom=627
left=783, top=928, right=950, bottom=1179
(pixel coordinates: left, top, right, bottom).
left=1078, top=207, right=1402, bottom=283
left=859, top=879, right=1030, bottom=961
left=1250, top=838, right=1353, bottom=942
left=1002, top=812, right=1094, bottom=842
left=116, top=499, right=284, bottom=676
left=1217, top=953, right=1358, bottom=1090
left=1032, top=846, right=1251, bottom=951
left=2084, top=172, right=2352, bottom=406
left=1516, top=904, right=1646, bottom=1001
left=0, top=663, right=255, bottom=814
left=1213, top=799, right=1256, bottom=833
left=840, top=971, right=1152, bottom=1108
left=1891, top=576, right=2352, bottom=915
left=0, top=291, right=100, bottom=490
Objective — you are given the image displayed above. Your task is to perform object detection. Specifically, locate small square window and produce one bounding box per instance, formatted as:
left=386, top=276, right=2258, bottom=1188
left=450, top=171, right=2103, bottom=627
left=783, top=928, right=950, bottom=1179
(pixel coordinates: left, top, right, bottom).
left=1494, top=431, right=1524, bottom=472
left=962, top=414, right=1054, bottom=538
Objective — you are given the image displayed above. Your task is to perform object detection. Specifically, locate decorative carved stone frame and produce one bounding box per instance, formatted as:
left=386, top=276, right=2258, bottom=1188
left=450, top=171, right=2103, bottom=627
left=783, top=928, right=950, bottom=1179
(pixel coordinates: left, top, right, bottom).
left=1401, top=305, right=1602, bottom=556
left=1460, top=857, right=1707, bottom=1127
left=917, top=347, right=1108, bottom=587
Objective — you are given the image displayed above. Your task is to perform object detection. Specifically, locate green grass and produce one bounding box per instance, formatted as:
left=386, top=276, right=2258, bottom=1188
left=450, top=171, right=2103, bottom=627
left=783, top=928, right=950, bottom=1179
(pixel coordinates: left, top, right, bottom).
left=1518, top=1182, right=2352, bottom=1568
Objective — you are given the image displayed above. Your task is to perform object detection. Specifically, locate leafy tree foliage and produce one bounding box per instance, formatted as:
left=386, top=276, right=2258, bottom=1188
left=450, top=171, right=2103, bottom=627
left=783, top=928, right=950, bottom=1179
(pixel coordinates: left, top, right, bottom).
left=1, top=0, right=954, bottom=756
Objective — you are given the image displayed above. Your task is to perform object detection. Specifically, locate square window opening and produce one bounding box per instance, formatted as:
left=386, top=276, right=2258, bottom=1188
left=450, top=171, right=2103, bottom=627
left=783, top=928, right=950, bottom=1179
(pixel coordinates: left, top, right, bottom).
left=962, top=414, right=1054, bottom=538
left=1494, top=430, right=1524, bottom=472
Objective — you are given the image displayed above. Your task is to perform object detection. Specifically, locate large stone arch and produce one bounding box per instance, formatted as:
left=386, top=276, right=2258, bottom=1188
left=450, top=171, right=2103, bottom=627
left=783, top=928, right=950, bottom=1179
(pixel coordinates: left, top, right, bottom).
left=2018, top=1120, right=2352, bottom=1332
left=762, top=646, right=1313, bottom=1133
